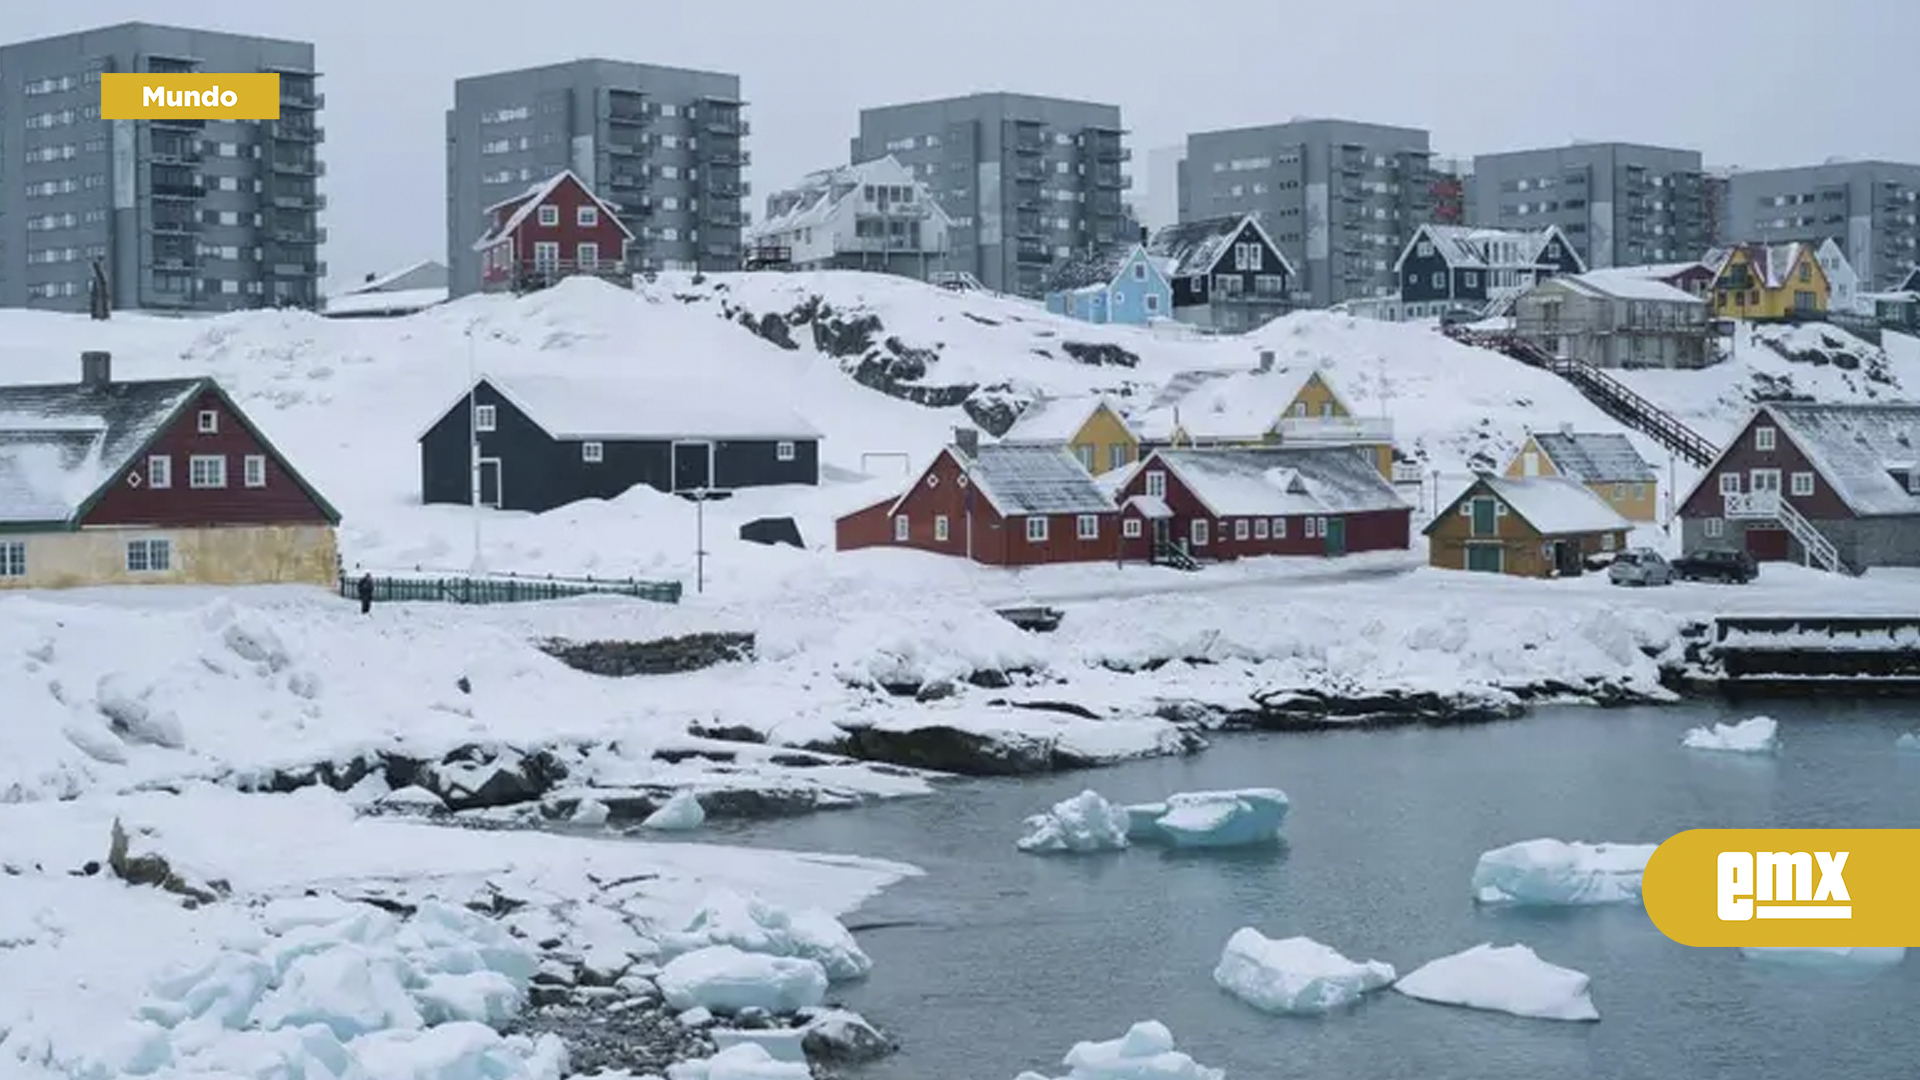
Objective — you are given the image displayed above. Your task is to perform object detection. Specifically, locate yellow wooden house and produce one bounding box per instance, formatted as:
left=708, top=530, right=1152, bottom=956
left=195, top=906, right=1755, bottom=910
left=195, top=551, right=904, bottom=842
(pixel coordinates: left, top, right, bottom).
left=1424, top=473, right=1630, bottom=578
left=1504, top=428, right=1659, bottom=522
left=998, top=395, right=1141, bottom=475
left=1132, top=363, right=1395, bottom=478
left=1707, top=242, right=1829, bottom=320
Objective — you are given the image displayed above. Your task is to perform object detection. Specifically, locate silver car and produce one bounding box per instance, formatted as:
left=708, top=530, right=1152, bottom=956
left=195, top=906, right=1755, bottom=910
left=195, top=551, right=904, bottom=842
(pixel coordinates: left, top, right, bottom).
left=1608, top=548, right=1674, bottom=587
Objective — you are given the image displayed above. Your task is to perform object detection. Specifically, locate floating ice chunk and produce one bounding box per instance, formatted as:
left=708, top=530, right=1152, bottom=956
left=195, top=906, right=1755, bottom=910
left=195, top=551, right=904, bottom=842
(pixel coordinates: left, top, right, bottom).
left=1740, top=947, right=1907, bottom=967
left=1896, top=733, right=1920, bottom=752
left=643, top=790, right=706, bottom=831
left=658, top=889, right=870, bottom=981
left=656, top=945, right=829, bottom=1015
left=710, top=1026, right=807, bottom=1064
left=351, top=1022, right=568, bottom=1080
left=1212, top=928, right=1395, bottom=1014
left=1125, top=788, right=1288, bottom=848
left=1682, top=716, right=1779, bottom=754
left=1393, top=943, right=1598, bottom=1021
left=1013, top=1020, right=1224, bottom=1080
left=668, top=1042, right=812, bottom=1080
left=1017, top=790, right=1131, bottom=853
left=1472, top=839, right=1656, bottom=905
left=570, top=797, right=612, bottom=826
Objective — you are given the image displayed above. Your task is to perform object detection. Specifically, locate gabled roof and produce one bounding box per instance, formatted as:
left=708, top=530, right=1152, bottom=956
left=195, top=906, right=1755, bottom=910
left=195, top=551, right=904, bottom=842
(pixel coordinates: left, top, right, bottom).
left=1682, top=403, right=1920, bottom=518
left=1546, top=271, right=1704, bottom=304
left=1709, top=242, right=1821, bottom=290
left=746, top=155, right=951, bottom=241
left=1528, top=430, right=1657, bottom=482
left=892, top=443, right=1113, bottom=518
left=345, top=260, right=449, bottom=295
left=0, top=375, right=339, bottom=527
left=1425, top=474, right=1628, bottom=537
left=435, top=373, right=822, bottom=443
left=1147, top=214, right=1293, bottom=278
left=1396, top=224, right=1582, bottom=274
left=1146, top=445, right=1407, bottom=517
left=1130, top=366, right=1325, bottom=442
left=1043, top=244, right=1150, bottom=295
left=473, top=170, right=634, bottom=251
left=999, top=395, right=1122, bottom=445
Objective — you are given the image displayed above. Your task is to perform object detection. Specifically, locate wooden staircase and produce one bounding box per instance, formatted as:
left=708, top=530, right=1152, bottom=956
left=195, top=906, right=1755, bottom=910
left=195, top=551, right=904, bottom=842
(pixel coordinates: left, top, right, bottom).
left=1443, top=327, right=1718, bottom=468
left=1153, top=541, right=1201, bottom=571
left=1723, top=492, right=1853, bottom=575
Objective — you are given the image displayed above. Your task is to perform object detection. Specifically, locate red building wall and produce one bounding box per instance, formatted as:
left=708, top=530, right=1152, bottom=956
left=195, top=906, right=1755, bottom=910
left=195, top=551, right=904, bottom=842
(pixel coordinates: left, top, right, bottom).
left=83, top=389, right=333, bottom=528
left=834, top=451, right=1119, bottom=565
left=480, top=176, right=631, bottom=286
left=1677, top=413, right=1851, bottom=522
left=1117, top=461, right=1411, bottom=561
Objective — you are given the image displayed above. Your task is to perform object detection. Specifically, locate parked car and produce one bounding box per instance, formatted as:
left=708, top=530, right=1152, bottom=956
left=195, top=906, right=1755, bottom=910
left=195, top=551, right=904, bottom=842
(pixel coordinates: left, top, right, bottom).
left=1670, top=548, right=1758, bottom=584
left=1608, top=548, right=1674, bottom=587
left=1439, top=306, right=1484, bottom=327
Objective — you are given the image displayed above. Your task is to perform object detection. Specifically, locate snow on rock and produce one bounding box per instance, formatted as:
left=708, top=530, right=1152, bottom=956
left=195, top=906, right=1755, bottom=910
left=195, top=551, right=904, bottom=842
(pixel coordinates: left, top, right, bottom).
left=796, top=1007, right=895, bottom=1064
left=1740, top=947, right=1907, bottom=967
left=654, top=945, right=829, bottom=1016
left=1212, top=928, right=1395, bottom=1015
left=1125, top=788, right=1289, bottom=848
left=1393, top=943, right=1599, bottom=1021
left=1471, top=839, right=1656, bottom=905
left=1682, top=716, right=1780, bottom=754
left=668, top=1041, right=811, bottom=1080
left=643, top=790, right=707, bottom=831
left=1013, top=1020, right=1224, bottom=1080
left=656, top=889, right=871, bottom=981
left=1017, top=789, right=1132, bottom=853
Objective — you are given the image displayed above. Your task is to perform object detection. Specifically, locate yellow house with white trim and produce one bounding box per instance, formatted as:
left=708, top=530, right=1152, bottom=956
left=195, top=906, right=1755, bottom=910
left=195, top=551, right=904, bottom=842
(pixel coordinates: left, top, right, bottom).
left=1504, top=428, right=1659, bottom=522
left=1132, top=361, right=1395, bottom=478
left=997, top=396, right=1141, bottom=475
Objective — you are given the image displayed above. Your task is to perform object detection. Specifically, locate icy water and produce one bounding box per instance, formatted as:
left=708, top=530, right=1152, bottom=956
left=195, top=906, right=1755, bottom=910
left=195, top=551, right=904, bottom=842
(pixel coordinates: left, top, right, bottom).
left=695, top=700, right=1920, bottom=1080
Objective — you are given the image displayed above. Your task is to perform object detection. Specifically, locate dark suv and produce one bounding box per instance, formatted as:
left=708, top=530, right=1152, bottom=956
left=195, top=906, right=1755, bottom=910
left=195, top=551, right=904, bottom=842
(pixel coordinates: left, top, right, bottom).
left=1670, top=548, right=1758, bottom=584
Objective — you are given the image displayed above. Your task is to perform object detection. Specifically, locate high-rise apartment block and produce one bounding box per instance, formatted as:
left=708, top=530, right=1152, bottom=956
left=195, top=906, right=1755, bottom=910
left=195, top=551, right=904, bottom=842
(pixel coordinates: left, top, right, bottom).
left=1720, top=160, right=1920, bottom=290
left=446, top=59, right=747, bottom=297
left=0, top=22, right=325, bottom=313
left=849, top=93, right=1131, bottom=297
left=1177, top=119, right=1435, bottom=306
left=1469, top=142, right=1710, bottom=270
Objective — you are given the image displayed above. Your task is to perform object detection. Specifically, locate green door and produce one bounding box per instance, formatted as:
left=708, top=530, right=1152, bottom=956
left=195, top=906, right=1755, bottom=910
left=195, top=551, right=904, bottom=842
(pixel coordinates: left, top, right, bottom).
left=1324, top=516, right=1346, bottom=556
left=1466, top=544, right=1504, bottom=573
left=1471, top=497, right=1497, bottom=536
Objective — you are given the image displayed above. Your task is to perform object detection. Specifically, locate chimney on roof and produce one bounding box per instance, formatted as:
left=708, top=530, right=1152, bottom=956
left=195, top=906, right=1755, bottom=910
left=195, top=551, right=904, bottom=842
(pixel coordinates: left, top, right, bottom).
left=1257, top=349, right=1275, bottom=373
left=1139, top=224, right=1149, bottom=244
left=954, top=427, right=980, bottom=458
left=364, top=271, right=377, bottom=283
left=81, top=350, right=111, bottom=387
left=1558, top=421, right=1574, bottom=436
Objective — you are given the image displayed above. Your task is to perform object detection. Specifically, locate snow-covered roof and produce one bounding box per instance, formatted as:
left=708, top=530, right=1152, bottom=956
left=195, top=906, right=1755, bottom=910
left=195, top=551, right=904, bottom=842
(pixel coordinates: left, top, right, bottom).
left=999, top=395, right=1114, bottom=444
left=1149, top=446, right=1406, bottom=517
left=1043, top=245, right=1146, bottom=295
left=1530, top=431, right=1657, bottom=482
left=746, top=155, right=949, bottom=241
left=473, top=170, right=634, bottom=251
left=1130, top=366, right=1322, bottom=442
left=0, top=377, right=205, bottom=524
left=1436, top=475, right=1628, bottom=536
left=345, top=260, right=449, bottom=295
left=1146, top=214, right=1292, bottom=278
left=952, top=443, right=1115, bottom=517
left=1550, top=271, right=1703, bottom=304
left=1584, top=261, right=1706, bottom=282
left=1124, top=494, right=1171, bottom=518
left=1762, top=402, right=1920, bottom=517
left=474, top=372, right=822, bottom=442
left=322, top=287, right=448, bottom=317
left=1708, top=242, right=1818, bottom=290
left=1398, top=224, right=1581, bottom=274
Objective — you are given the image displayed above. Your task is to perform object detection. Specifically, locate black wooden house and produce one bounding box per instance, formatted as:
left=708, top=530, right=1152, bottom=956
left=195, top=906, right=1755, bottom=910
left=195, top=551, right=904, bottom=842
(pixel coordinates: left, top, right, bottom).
left=1394, top=224, right=1584, bottom=318
left=1146, top=213, right=1297, bottom=332
left=419, top=374, right=822, bottom=513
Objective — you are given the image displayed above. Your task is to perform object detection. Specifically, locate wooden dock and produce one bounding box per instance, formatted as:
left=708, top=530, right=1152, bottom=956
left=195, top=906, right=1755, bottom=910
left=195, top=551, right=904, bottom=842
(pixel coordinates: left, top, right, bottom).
left=1685, top=615, right=1920, bottom=694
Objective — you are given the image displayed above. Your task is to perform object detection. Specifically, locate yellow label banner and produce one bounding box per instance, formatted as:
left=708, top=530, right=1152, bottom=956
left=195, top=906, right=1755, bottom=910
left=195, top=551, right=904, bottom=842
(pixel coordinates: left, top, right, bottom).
left=101, top=73, right=280, bottom=120
left=1642, top=828, right=1920, bottom=947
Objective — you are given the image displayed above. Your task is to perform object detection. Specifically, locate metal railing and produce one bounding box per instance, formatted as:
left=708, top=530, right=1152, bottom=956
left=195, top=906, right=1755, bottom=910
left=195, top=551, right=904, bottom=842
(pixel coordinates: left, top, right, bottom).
left=1722, top=492, right=1846, bottom=574
left=342, top=570, right=680, bottom=606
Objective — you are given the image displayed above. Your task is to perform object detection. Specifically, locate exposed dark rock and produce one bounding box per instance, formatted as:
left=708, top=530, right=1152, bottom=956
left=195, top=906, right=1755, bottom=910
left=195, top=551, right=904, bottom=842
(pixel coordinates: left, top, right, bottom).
left=962, top=392, right=1022, bottom=437
left=538, top=632, right=756, bottom=677
left=815, top=724, right=1057, bottom=776
left=799, top=1008, right=899, bottom=1065
left=808, top=307, right=883, bottom=359
left=915, top=679, right=957, bottom=702
left=882, top=336, right=941, bottom=380
left=962, top=311, right=1001, bottom=327
left=1060, top=340, right=1140, bottom=368
left=107, top=818, right=230, bottom=906
left=989, top=699, right=1102, bottom=720
left=425, top=745, right=572, bottom=811
left=456, top=676, right=472, bottom=695
left=1241, top=686, right=1523, bottom=730
left=742, top=310, right=799, bottom=350
left=1153, top=699, right=1226, bottom=727
left=848, top=355, right=975, bottom=407
left=686, top=722, right=768, bottom=744
left=651, top=747, right=739, bottom=765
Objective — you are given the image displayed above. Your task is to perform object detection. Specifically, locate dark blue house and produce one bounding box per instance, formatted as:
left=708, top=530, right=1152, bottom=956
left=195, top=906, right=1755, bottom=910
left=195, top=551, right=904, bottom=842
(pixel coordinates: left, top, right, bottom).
left=419, top=373, right=822, bottom=513
left=1146, top=213, right=1296, bottom=333
left=1394, top=224, right=1584, bottom=319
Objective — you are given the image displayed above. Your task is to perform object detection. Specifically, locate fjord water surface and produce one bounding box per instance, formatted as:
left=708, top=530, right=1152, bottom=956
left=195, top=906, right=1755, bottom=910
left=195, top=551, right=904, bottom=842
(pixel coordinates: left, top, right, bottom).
left=698, top=701, right=1920, bottom=1080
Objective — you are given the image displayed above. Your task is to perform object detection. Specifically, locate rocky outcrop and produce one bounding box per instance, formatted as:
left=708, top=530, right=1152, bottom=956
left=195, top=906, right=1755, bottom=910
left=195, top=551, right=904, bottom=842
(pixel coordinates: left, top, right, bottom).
left=108, top=818, right=230, bottom=906
left=805, top=719, right=1205, bottom=777
left=1060, top=340, right=1140, bottom=368
left=1241, top=686, right=1524, bottom=730
left=538, top=633, right=756, bottom=677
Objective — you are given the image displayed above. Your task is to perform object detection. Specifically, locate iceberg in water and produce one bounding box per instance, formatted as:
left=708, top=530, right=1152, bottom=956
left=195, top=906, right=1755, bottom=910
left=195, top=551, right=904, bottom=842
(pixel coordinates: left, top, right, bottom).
left=1682, top=716, right=1779, bottom=754
left=655, top=946, right=828, bottom=1016
left=1017, top=790, right=1132, bottom=853
left=657, top=889, right=871, bottom=981
left=644, top=790, right=707, bottom=831
left=1013, top=1020, right=1224, bottom=1080
left=1472, top=839, right=1657, bottom=905
left=1740, top=947, right=1907, bottom=967
left=1393, top=943, right=1599, bottom=1021
left=1212, top=928, right=1395, bottom=1015
left=1125, top=788, right=1289, bottom=849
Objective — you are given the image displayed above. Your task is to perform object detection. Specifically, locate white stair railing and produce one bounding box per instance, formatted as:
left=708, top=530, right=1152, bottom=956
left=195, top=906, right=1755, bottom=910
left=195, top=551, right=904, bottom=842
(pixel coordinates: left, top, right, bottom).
left=1721, top=492, right=1846, bottom=574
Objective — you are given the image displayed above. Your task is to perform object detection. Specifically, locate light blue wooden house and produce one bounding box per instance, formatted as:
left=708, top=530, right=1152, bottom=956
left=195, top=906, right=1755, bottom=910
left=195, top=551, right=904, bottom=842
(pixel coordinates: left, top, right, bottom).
left=1043, top=243, right=1173, bottom=326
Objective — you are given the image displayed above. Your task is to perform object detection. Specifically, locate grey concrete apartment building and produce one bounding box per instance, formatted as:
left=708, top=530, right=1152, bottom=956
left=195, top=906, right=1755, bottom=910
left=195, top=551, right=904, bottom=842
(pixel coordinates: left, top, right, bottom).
left=1469, top=143, right=1710, bottom=270
left=1177, top=119, right=1435, bottom=307
left=849, top=93, right=1130, bottom=297
left=446, top=59, right=747, bottom=296
left=1721, top=161, right=1920, bottom=290
left=0, top=22, right=324, bottom=313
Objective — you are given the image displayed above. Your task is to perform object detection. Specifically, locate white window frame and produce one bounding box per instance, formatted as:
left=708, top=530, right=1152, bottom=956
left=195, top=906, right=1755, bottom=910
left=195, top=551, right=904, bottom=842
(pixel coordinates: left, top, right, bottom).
left=1109, top=444, right=1129, bottom=471
left=934, top=514, right=949, bottom=541
left=893, top=515, right=909, bottom=542
left=1234, top=518, right=1250, bottom=540
left=1123, top=518, right=1142, bottom=538
left=243, top=454, right=266, bottom=488
left=0, top=540, right=24, bottom=578
left=147, top=454, right=172, bottom=489
left=1306, top=516, right=1320, bottom=538
left=1145, top=293, right=1160, bottom=313
left=1719, top=472, right=1740, bottom=494
left=582, top=441, right=604, bottom=463
left=1602, top=532, right=1617, bottom=551
left=1272, top=517, right=1286, bottom=538
left=197, top=409, right=218, bottom=434
left=532, top=241, right=560, bottom=267
left=189, top=454, right=227, bottom=489
left=125, top=537, right=171, bottom=573
left=1234, top=242, right=1261, bottom=271
left=475, top=404, right=497, bottom=432
left=537, top=205, right=559, bottom=227
left=1026, top=516, right=1049, bottom=542
left=1254, top=518, right=1270, bottom=539
left=1191, top=519, right=1209, bottom=547
left=577, top=205, right=598, bottom=227
left=1704, top=517, right=1725, bottom=538
left=1077, top=514, right=1099, bottom=540
left=776, top=440, right=796, bottom=462
left=577, top=241, right=600, bottom=269
left=1790, top=471, right=1814, bottom=497
left=1755, top=425, right=1777, bottom=451
left=1144, top=470, right=1166, bottom=498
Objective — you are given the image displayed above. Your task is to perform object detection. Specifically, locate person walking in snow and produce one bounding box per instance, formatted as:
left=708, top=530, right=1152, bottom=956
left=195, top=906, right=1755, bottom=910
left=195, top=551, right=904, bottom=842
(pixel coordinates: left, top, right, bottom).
left=357, top=572, right=375, bottom=615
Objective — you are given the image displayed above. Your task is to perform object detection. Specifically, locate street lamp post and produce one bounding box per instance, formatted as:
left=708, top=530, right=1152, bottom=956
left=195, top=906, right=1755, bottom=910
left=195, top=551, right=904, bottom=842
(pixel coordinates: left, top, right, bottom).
left=691, top=487, right=711, bottom=593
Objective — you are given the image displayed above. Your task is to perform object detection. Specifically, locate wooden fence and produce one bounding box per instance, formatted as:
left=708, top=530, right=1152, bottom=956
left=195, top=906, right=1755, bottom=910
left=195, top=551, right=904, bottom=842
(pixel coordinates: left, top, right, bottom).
left=339, top=570, right=681, bottom=606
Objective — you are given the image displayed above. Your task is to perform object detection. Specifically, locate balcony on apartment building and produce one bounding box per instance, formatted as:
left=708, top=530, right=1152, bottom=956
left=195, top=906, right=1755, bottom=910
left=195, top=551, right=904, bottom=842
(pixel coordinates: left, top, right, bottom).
left=1090, top=166, right=1129, bottom=189
left=606, top=132, right=651, bottom=157
left=148, top=134, right=202, bottom=165
left=1014, top=215, right=1044, bottom=239
left=269, top=188, right=326, bottom=211
left=1015, top=239, right=1051, bottom=263
left=703, top=204, right=744, bottom=228
left=269, top=216, right=325, bottom=245
left=150, top=166, right=204, bottom=200
left=151, top=115, right=206, bottom=132
left=268, top=118, right=323, bottom=143
left=1012, top=160, right=1048, bottom=182
left=705, top=147, right=752, bottom=168
left=148, top=209, right=200, bottom=234
left=835, top=234, right=944, bottom=256
left=607, top=90, right=652, bottom=126
left=605, top=168, right=650, bottom=195
left=270, top=152, right=324, bottom=176
left=150, top=237, right=198, bottom=271
left=704, top=111, right=748, bottom=136
left=703, top=178, right=746, bottom=200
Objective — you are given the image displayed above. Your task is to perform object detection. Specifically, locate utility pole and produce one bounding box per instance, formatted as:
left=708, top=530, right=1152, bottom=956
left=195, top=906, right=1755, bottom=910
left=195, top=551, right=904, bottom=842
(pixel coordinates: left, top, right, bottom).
left=692, top=487, right=710, bottom=593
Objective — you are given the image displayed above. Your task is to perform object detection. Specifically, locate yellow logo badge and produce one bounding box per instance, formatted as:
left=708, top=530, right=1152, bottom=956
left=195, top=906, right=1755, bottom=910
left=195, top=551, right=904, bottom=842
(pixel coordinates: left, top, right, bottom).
left=101, top=73, right=281, bottom=120
left=1642, top=829, right=1920, bottom=947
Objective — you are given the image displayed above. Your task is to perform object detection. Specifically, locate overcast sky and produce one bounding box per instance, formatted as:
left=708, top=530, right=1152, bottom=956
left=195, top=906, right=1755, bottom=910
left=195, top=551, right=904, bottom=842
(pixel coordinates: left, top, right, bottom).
left=18, top=1, right=1920, bottom=291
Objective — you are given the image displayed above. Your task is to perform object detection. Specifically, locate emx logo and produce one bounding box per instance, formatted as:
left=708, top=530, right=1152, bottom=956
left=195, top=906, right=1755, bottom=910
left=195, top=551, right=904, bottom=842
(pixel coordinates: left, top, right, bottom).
left=1644, top=829, right=1919, bottom=947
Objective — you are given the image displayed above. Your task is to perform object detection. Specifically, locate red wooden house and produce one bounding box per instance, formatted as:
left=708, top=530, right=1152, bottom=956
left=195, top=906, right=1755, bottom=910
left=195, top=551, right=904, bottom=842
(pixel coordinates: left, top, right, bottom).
left=473, top=170, right=635, bottom=293
left=835, top=433, right=1120, bottom=566
left=1114, top=446, right=1411, bottom=563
